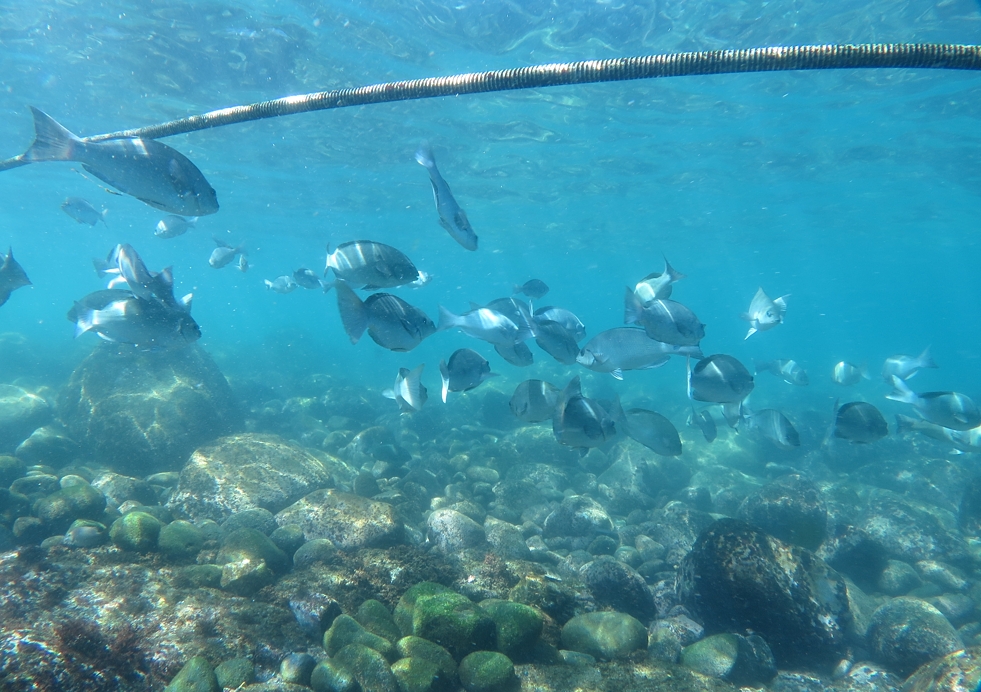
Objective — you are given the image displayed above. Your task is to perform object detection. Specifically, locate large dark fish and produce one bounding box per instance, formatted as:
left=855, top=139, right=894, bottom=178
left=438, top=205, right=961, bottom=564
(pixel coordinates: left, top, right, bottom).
left=886, top=376, right=981, bottom=431
left=741, top=287, right=789, bottom=340
left=0, top=247, right=31, bottom=307
left=510, top=380, right=560, bottom=423
left=415, top=143, right=478, bottom=251
left=22, top=108, right=218, bottom=215
left=578, top=327, right=701, bottom=380
left=624, top=408, right=682, bottom=456
left=688, top=354, right=754, bottom=404
left=439, top=348, right=497, bottom=402
left=624, top=289, right=704, bottom=347
left=495, top=341, right=534, bottom=367
left=69, top=291, right=200, bottom=350
left=552, top=376, right=621, bottom=454
left=325, top=241, right=422, bottom=289
left=335, top=281, right=435, bottom=352
left=61, top=197, right=107, bottom=226
left=830, top=400, right=888, bottom=444
left=534, top=320, right=581, bottom=365
left=382, top=364, right=427, bottom=413
left=534, top=306, right=586, bottom=342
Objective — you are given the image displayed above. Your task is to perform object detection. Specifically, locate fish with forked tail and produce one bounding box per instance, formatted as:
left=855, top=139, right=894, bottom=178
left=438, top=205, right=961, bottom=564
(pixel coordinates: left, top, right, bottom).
left=415, top=142, right=478, bottom=251
left=741, top=287, right=788, bottom=339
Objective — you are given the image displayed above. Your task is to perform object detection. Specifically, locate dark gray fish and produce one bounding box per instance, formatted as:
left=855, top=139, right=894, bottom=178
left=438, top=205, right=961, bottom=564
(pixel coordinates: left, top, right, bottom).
left=578, top=327, right=702, bottom=380
left=533, top=306, right=586, bottom=342
left=154, top=215, right=196, bottom=239
left=66, top=289, right=132, bottom=323
left=552, top=376, right=621, bottom=454
left=833, top=361, right=869, bottom=386
left=415, top=143, right=478, bottom=251
left=624, top=408, right=682, bottom=456
left=382, top=364, right=427, bottom=413
left=264, top=276, right=298, bottom=294
left=687, top=354, right=754, bottom=404
left=687, top=407, right=717, bottom=443
left=484, top=296, right=535, bottom=332
left=755, top=359, right=809, bottom=386
left=293, top=268, right=325, bottom=290
left=882, top=347, right=937, bottom=382
left=633, top=257, right=685, bottom=303
left=0, top=247, right=31, bottom=307
left=746, top=408, right=800, bottom=449
left=896, top=414, right=981, bottom=453
left=95, top=244, right=175, bottom=307
left=510, top=379, right=560, bottom=423
left=832, top=400, right=888, bottom=444
left=23, top=108, right=218, bottom=215
left=209, top=237, right=245, bottom=268
left=624, top=289, right=704, bottom=346
left=437, top=304, right=533, bottom=347
left=324, top=241, right=422, bottom=289
left=741, top=287, right=789, bottom=340
left=513, top=279, right=549, bottom=299
left=439, top=348, right=497, bottom=402
left=495, top=341, right=534, bottom=367
left=70, top=291, right=200, bottom=350
left=535, top=320, right=581, bottom=365
left=335, top=281, right=435, bottom=352
left=61, top=197, right=107, bottom=226
left=886, top=376, right=981, bottom=431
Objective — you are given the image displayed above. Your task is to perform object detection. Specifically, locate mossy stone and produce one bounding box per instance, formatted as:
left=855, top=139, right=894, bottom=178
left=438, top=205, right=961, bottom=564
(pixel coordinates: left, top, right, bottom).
left=33, top=483, right=106, bottom=533
left=391, top=657, right=441, bottom=692
left=396, top=636, right=457, bottom=681
left=165, top=655, right=219, bottom=692
left=214, top=657, right=254, bottom=689
left=356, top=599, right=402, bottom=643
left=293, top=538, right=337, bottom=568
left=220, top=507, right=277, bottom=536
left=479, top=599, right=543, bottom=660
left=333, top=643, right=399, bottom=692
left=680, top=633, right=776, bottom=686
left=0, top=455, right=26, bottom=487
left=280, top=652, right=317, bottom=686
left=159, top=520, right=205, bottom=559
left=0, top=488, right=30, bottom=526
left=217, top=527, right=288, bottom=573
left=219, top=557, right=275, bottom=595
left=403, top=588, right=496, bottom=659
left=324, top=614, right=395, bottom=659
left=181, top=564, right=223, bottom=589
left=109, top=511, right=163, bottom=552
left=395, top=582, right=455, bottom=635
left=310, top=659, right=358, bottom=692
left=560, top=611, right=647, bottom=661
left=270, top=523, right=305, bottom=555
left=458, top=651, right=516, bottom=692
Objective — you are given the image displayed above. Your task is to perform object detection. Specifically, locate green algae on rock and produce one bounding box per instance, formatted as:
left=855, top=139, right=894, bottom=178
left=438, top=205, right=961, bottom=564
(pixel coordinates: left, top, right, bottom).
left=158, top=519, right=205, bottom=559
left=680, top=633, right=776, bottom=686
left=396, top=636, right=458, bottom=681
left=32, top=482, right=107, bottom=533
left=391, top=656, right=443, bottom=692
left=164, top=655, right=219, bottom=692
left=215, top=657, right=255, bottom=689
left=394, top=582, right=496, bottom=660
left=867, top=597, right=963, bottom=678
left=560, top=611, right=647, bottom=661
left=323, top=614, right=396, bottom=660
left=276, top=488, right=404, bottom=550
left=458, top=651, right=516, bottom=692
left=332, top=643, right=400, bottom=692
left=109, top=510, right=163, bottom=552
left=479, top=599, right=543, bottom=661
left=217, top=527, right=289, bottom=573
left=356, top=598, right=402, bottom=643
left=310, top=659, right=359, bottom=692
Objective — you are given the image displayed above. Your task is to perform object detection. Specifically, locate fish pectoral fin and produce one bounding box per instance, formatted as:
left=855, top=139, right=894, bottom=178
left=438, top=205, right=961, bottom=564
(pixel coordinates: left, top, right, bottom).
left=744, top=327, right=757, bottom=340
left=610, top=369, right=623, bottom=381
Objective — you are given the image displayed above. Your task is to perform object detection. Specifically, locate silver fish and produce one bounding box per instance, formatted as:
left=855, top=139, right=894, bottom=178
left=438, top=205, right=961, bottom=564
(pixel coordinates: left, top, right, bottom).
left=324, top=241, right=421, bottom=289
left=293, top=268, right=325, bottom=290
left=237, top=255, right=249, bottom=273
left=831, top=400, right=888, bottom=443
left=688, top=354, right=754, bottom=404
left=513, top=279, right=549, bottom=299
left=264, top=276, right=298, bottom=294
left=882, top=347, right=937, bottom=382
left=633, top=257, right=685, bottom=304
left=745, top=408, right=800, bottom=449
left=552, top=376, right=621, bottom=454
left=741, top=287, right=788, bottom=340
left=578, top=327, right=702, bottom=380
left=95, top=244, right=167, bottom=304
left=415, top=143, right=478, bottom=251
left=70, top=291, right=199, bottom=350
left=439, top=348, right=497, bottom=402
left=209, top=237, right=245, bottom=268
left=534, top=320, right=581, bottom=365
left=624, top=289, right=704, bottom=347
left=624, top=408, right=682, bottom=456
left=896, top=414, right=981, bottom=454
left=0, top=247, right=31, bottom=307
left=61, top=197, right=107, bottom=226
left=437, top=305, right=533, bottom=347
left=755, top=359, right=809, bottom=386
left=382, top=364, right=427, bottom=413
left=484, top=296, right=535, bottom=332
left=833, top=361, right=869, bottom=386
left=335, top=281, right=435, bottom=352
left=534, top=306, right=586, bottom=342
left=687, top=407, right=717, bottom=443
left=23, top=108, right=218, bottom=215
left=494, top=341, right=534, bottom=367
left=510, top=380, right=560, bottom=423
left=154, top=215, right=197, bottom=239
left=886, top=376, right=981, bottom=431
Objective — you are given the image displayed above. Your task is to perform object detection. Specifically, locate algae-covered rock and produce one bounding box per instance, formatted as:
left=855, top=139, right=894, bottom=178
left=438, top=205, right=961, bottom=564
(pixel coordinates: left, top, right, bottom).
left=280, top=652, right=317, bottom=686
left=323, top=614, right=395, bottom=659
left=868, top=597, right=963, bottom=677
left=680, top=633, right=776, bottom=685
left=217, top=527, right=289, bottom=573
left=270, top=523, right=305, bottom=556
left=560, top=611, right=647, bottom=661
left=181, top=564, right=223, bottom=588
left=158, top=520, right=205, bottom=559
left=14, top=425, right=79, bottom=466
left=333, top=643, right=399, bottom=692
left=484, top=516, right=531, bottom=561
left=458, top=651, right=516, bottom=692
left=219, top=557, right=275, bottom=595
left=168, top=433, right=331, bottom=524
left=277, top=488, right=404, bottom=550
left=542, top=495, right=613, bottom=542
left=737, top=474, right=828, bottom=550
left=215, top=657, right=255, bottom=689
left=396, top=636, right=457, bottom=681
left=32, top=482, right=106, bottom=533
left=0, top=384, right=51, bottom=453
left=310, top=659, right=359, bottom=692
left=0, top=454, right=26, bottom=487
left=479, top=599, right=543, bottom=660
left=902, top=646, right=981, bottom=692
left=220, top=507, right=278, bottom=536
left=293, top=538, right=338, bottom=568
left=395, top=583, right=495, bottom=660
left=391, top=657, right=442, bottom=692
left=427, top=508, right=486, bottom=553
left=580, top=556, right=657, bottom=622
left=109, top=511, right=163, bottom=552
left=356, top=599, right=401, bottom=643
left=165, top=655, right=219, bottom=692
left=60, top=343, right=239, bottom=475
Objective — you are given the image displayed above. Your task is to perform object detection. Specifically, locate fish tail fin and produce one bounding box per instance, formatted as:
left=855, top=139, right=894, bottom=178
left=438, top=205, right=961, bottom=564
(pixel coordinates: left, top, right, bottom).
left=73, top=304, right=94, bottom=337
left=895, top=413, right=917, bottom=435
left=321, top=280, right=335, bottom=294
left=187, top=216, right=198, bottom=227
left=414, top=141, right=435, bottom=169
left=24, top=107, right=80, bottom=162
left=885, top=375, right=917, bottom=404
left=822, top=398, right=841, bottom=448
left=917, top=346, right=938, bottom=370
left=334, top=281, right=368, bottom=344
left=860, top=363, right=871, bottom=380
left=436, top=305, right=460, bottom=332
left=405, top=364, right=426, bottom=410
left=623, top=286, right=642, bottom=325
left=753, top=360, right=769, bottom=375
left=438, top=359, right=450, bottom=403
left=381, top=388, right=396, bottom=400
left=744, top=326, right=757, bottom=340
left=663, top=256, right=686, bottom=283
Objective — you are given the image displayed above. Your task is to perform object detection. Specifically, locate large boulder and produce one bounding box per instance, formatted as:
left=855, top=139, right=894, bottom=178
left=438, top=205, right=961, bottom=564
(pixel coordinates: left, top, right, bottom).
left=737, top=474, right=828, bottom=550
left=867, top=597, right=963, bottom=678
left=0, top=384, right=51, bottom=454
left=857, top=489, right=970, bottom=567
left=276, top=489, right=404, bottom=550
left=902, top=646, right=981, bottom=692
left=167, top=434, right=333, bottom=524
left=678, top=518, right=850, bottom=667
left=59, top=343, right=240, bottom=474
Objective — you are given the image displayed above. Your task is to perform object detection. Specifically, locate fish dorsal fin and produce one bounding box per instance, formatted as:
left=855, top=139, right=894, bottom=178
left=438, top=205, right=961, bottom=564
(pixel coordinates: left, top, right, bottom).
left=181, top=293, right=193, bottom=312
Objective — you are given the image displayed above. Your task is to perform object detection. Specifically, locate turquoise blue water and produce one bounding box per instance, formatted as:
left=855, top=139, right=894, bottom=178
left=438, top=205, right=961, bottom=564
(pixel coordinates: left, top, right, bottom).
left=1, top=0, right=980, bottom=443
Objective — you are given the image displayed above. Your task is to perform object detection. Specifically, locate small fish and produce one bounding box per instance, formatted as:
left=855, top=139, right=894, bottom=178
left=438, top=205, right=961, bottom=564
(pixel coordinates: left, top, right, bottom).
left=552, top=376, right=621, bottom=454
left=831, top=400, right=888, bottom=444
left=755, top=359, right=809, bottom=386
left=382, top=364, right=427, bottom=413
left=439, top=348, right=497, bottom=402
left=833, top=361, right=869, bottom=386
left=0, top=247, right=31, bottom=307
left=494, top=341, right=534, bottom=367
left=21, top=108, right=218, bottom=215
left=882, top=347, right=937, bottom=382
left=745, top=408, right=800, bottom=449
left=415, top=142, right=478, bottom=251
left=741, top=287, right=788, bottom=340
left=533, top=306, right=586, bottom=342
left=335, top=281, right=435, bottom=352
left=294, top=268, right=325, bottom=290
left=237, top=255, right=249, bottom=273
left=94, top=244, right=161, bottom=303
left=61, top=197, right=107, bottom=226
left=687, top=354, right=754, bottom=404
left=687, top=407, right=717, bottom=443
left=624, top=289, right=704, bottom=346
left=510, top=380, right=560, bottom=423
left=209, top=237, right=246, bottom=268
left=633, top=257, right=685, bottom=303
left=624, top=408, right=682, bottom=456
left=69, top=291, right=200, bottom=350
left=534, top=320, right=581, bottom=365
left=886, top=376, right=981, bottom=431
left=324, top=241, right=422, bottom=289
left=578, top=327, right=702, bottom=380
left=437, top=305, right=533, bottom=347
left=896, top=414, right=981, bottom=454
left=513, top=279, right=549, bottom=300
left=154, top=215, right=196, bottom=238
left=265, top=276, right=298, bottom=294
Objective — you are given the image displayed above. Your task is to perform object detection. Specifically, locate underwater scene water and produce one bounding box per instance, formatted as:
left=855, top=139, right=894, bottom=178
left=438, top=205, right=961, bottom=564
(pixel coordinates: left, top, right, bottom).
left=2, top=0, right=981, bottom=690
